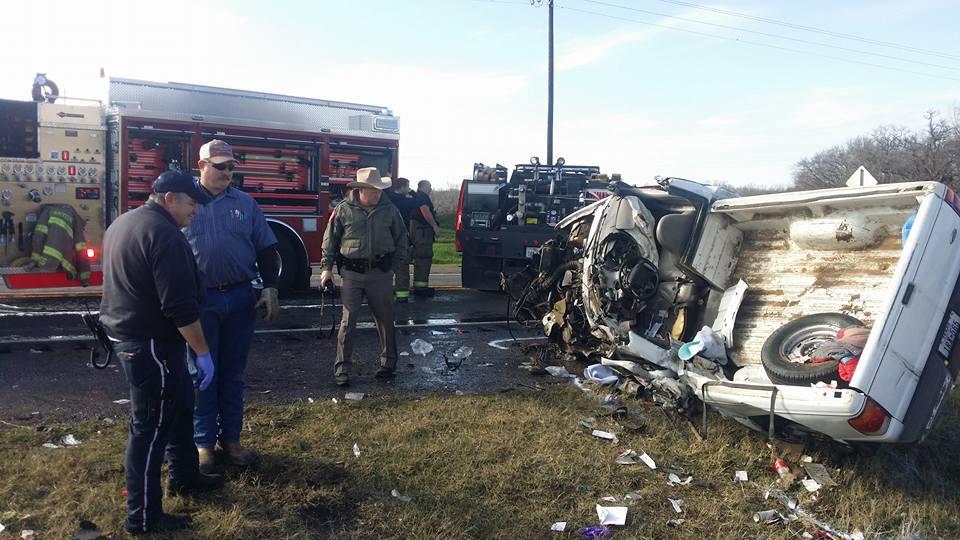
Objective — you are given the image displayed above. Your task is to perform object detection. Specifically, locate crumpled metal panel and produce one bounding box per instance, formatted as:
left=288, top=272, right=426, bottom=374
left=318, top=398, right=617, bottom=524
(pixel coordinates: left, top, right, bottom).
left=729, top=229, right=901, bottom=365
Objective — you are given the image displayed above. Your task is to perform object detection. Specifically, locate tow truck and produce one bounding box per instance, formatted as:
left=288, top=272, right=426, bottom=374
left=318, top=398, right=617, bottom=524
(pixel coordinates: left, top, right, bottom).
left=454, top=158, right=609, bottom=290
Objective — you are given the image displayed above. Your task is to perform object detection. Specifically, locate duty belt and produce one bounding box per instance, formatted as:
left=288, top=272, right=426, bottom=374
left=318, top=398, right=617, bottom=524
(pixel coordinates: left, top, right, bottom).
left=339, top=253, right=394, bottom=273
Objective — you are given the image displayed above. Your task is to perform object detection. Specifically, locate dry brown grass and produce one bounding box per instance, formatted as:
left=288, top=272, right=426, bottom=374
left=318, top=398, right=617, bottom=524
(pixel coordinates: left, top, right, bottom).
left=1, top=385, right=958, bottom=539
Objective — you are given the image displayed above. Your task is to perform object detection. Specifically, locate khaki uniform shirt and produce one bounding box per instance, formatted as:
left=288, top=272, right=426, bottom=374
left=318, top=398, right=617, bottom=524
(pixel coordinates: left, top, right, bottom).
left=320, top=191, right=408, bottom=271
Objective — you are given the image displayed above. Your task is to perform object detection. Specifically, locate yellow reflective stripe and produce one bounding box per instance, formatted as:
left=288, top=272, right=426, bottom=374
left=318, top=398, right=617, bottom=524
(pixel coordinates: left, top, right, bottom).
left=75, top=242, right=87, bottom=251
left=413, top=281, right=429, bottom=287
left=31, top=252, right=49, bottom=265
left=35, top=224, right=49, bottom=235
left=79, top=272, right=91, bottom=280
left=395, top=290, right=410, bottom=298
left=41, top=245, right=76, bottom=274
left=47, top=216, right=74, bottom=238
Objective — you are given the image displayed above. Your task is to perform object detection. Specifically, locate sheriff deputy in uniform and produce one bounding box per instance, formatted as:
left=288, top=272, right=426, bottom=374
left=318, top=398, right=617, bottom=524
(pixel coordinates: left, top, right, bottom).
left=320, top=167, right=409, bottom=386
left=99, top=171, right=223, bottom=535
left=410, top=179, right=440, bottom=296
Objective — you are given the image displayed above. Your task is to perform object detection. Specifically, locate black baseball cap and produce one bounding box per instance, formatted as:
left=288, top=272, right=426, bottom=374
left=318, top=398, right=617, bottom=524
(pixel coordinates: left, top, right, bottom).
left=152, top=171, right=213, bottom=204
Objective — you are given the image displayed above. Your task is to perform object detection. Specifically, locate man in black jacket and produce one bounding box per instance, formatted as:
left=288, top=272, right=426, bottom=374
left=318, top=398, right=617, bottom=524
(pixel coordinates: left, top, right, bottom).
left=100, top=171, right=222, bottom=535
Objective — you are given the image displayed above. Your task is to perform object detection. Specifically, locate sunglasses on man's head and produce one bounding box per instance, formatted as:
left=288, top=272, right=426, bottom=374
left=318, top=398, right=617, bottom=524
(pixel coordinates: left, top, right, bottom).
left=208, top=161, right=236, bottom=172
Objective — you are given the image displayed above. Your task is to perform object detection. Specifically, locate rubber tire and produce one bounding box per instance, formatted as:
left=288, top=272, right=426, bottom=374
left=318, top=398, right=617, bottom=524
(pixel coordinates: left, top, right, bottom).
left=760, top=313, right=864, bottom=386
left=274, top=231, right=300, bottom=294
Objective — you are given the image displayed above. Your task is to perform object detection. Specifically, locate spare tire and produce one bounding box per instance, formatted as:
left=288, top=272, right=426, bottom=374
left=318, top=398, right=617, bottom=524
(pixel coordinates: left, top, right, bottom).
left=760, top=313, right=864, bottom=386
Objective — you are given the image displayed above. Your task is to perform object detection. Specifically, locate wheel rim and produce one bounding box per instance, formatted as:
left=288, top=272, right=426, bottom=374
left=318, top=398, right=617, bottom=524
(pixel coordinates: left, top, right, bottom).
left=780, top=323, right=842, bottom=365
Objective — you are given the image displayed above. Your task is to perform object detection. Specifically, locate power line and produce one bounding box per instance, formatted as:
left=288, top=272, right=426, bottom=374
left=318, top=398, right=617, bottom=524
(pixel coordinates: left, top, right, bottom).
left=559, top=5, right=960, bottom=83
left=582, top=0, right=960, bottom=72
left=652, top=0, right=960, bottom=61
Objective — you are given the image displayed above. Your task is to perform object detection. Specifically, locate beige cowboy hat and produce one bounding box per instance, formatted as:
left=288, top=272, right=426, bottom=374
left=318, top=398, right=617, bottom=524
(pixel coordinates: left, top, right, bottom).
left=347, top=167, right=392, bottom=190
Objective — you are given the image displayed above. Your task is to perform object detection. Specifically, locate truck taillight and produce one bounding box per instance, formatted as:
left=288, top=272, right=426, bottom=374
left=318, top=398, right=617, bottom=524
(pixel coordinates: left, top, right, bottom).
left=848, top=397, right=891, bottom=435
left=86, top=247, right=96, bottom=259
left=455, top=180, right=466, bottom=252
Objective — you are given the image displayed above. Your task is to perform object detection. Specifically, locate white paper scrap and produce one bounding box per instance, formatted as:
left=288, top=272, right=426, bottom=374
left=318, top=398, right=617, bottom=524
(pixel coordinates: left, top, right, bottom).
left=596, top=505, right=628, bottom=526
left=61, top=434, right=82, bottom=446
left=601, top=496, right=617, bottom=502
left=615, top=449, right=638, bottom=465
left=344, top=392, right=365, bottom=401
left=801, top=478, right=822, bottom=492
left=591, top=429, right=617, bottom=441
left=735, top=470, right=748, bottom=482
left=112, top=399, right=130, bottom=405
left=639, top=452, right=657, bottom=469
left=353, top=443, right=361, bottom=458
left=0, top=522, right=4, bottom=533
left=550, top=522, right=566, bottom=532
left=391, top=488, right=411, bottom=502
left=668, top=498, right=684, bottom=514
left=668, top=473, right=693, bottom=486
left=545, top=366, right=573, bottom=377
left=41, top=443, right=60, bottom=449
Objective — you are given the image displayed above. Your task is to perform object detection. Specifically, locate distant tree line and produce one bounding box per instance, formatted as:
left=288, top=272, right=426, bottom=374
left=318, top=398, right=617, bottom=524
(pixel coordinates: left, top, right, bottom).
left=792, top=108, right=960, bottom=191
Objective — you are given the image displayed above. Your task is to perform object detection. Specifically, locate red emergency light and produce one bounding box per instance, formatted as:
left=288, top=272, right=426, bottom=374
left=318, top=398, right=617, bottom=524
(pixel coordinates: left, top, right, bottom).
left=86, top=247, right=96, bottom=259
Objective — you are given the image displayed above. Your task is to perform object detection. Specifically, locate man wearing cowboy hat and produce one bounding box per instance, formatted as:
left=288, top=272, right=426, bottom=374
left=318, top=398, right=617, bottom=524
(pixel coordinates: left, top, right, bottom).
left=320, top=167, right=409, bottom=386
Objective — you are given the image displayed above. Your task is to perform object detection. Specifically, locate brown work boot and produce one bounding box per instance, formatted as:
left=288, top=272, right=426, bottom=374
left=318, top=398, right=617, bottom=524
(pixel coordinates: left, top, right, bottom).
left=197, top=447, right=216, bottom=475
left=223, top=442, right=259, bottom=467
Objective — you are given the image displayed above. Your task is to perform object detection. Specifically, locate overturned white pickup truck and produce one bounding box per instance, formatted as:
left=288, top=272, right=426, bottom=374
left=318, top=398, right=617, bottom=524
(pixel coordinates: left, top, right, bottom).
left=508, top=179, right=959, bottom=444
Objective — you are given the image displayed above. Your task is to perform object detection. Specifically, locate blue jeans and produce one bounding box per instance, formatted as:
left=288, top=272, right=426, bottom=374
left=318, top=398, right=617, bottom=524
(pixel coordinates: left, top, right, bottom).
left=192, top=284, right=257, bottom=449
left=117, top=338, right=198, bottom=533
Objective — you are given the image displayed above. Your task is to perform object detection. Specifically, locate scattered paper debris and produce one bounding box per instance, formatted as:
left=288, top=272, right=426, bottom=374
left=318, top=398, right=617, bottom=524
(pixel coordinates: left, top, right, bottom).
left=639, top=452, right=657, bottom=470
left=112, top=399, right=130, bottom=405
left=550, top=522, right=566, bottom=532
left=595, top=504, right=628, bottom=526
left=615, top=449, right=638, bottom=465
left=579, top=417, right=595, bottom=429
left=353, top=443, right=361, bottom=458
left=61, top=434, right=82, bottom=446
left=668, top=473, right=693, bottom=486
left=667, top=519, right=685, bottom=527
left=601, top=496, right=617, bottom=502
left=591, top=429, right=617, bottom=442
left=668, top=498, right=684, bottom=513
left=545, top=366, right=573, bottom=377
left=344, top=392, right=365, bottom=401
left=803, top=463, right=839, bottom=487
left=42, top=443, right=61, bottom=449
left=735, top=470, right=748, bottom=482
left=410, top=339, right=434, bottom=356
left=801, top=478, right=822, bottom=492
left=307, top=397, right=315, bottom=403
left=0, top=523, right=4, bottom=533
left=331, top=398, right=339, bottom=404
left=623, top=491, right=642, bottom=504
left=21, top=530, right=37, bottom=540
left=391, top=488, right=411, bottom=502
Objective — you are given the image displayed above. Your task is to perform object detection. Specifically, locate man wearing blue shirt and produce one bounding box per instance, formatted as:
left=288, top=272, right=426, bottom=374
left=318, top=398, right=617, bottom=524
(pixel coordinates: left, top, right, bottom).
left=183, top=140, right=280, bottom=473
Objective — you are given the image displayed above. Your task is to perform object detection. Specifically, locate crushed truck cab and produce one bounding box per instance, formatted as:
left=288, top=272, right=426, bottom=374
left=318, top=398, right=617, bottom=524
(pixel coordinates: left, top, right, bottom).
left=511, top=179, right=959, bottom=444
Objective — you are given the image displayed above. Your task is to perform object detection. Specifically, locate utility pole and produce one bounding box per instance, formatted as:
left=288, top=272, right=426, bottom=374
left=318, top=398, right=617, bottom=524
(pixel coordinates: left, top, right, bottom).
left=546, top=0, right=554, bottom=166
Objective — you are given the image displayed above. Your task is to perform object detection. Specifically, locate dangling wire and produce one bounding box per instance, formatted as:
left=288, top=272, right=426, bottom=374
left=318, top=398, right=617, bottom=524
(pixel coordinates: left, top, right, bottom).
left=80, top=299, right=114, bottom=369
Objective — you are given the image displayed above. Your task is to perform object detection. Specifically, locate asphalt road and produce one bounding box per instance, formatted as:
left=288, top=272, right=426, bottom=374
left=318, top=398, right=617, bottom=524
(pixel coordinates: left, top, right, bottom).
left=0, top=289, right=558, bottom=423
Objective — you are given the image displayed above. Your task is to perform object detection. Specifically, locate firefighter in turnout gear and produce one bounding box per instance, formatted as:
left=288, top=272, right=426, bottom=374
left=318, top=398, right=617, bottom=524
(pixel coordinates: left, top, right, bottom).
left=320, top=167, right=409, bottom=386
left=410, top=180, right=439, bottom=296
left=30, top=204, right=91, bottom=284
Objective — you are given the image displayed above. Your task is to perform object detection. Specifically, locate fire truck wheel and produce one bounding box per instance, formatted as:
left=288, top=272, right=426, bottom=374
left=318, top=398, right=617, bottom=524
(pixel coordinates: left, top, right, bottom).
left=760, top=312, right=864, bottom=386
left=274, top=231, right=301, bottom=294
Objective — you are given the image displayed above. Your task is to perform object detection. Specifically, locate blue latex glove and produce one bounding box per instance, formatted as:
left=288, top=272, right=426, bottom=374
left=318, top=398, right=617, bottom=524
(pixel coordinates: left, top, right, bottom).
left=195, top=352, right=215, bottom=391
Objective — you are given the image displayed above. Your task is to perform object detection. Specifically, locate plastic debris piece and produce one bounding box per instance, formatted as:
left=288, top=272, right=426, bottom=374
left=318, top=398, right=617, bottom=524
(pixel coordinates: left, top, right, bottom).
left=668, top=473, right=693, bottom=486
left=595, top=505, right=628, bottom=526
left=353, top=443, right=361, bottom=458
left=623, top=491, right=642, bottom=504
left=801, top=455, right=814, bottom=463
left=583, top=364, right=620, bottom=385
left=667, top=519, right=685, bottom=528
left=61, top=434, right=82, bottom=446
left=452, top=346, right=473, bottom=359
left=0, top=523, right=4, bottom=533
left=601, top=496, right=617, bottom=502
left=577, top=525, right=611, bottom=539
left=344, top=392, right=365, bottom=401
left=615, top=449, right=638, bottom=465
left=22, top=530, right=37, bottom=540
left=42, top=443, right=61, bottom=449
left=591, top=429, right=617, bottom=442
left=390, top=489, right=411, bottom=503
left=801, top=478, right=822, bottom=492
left=754, top=510, right=782, bottom=524
left=668, top=498, right=684, bottom=513
left=678, top=326, right=727, bottom=362
left=307, top=398, right=315, bottom=403
left=331, top=398, right=339, bottom=404
left=112, top=399, right=130, bottom=405
left=802, top=463, right=838, bottom=487
left=579, top=417, right=596, bottom=429
left=551, top=522, right=566, bottom=532
left=735, top=470, right=748, bottom=482
left=399, top=352, right=410, bottom=357
left=639, top=452, right=657, bottom=469
left=545, top=365, right=573, bottom=377
left=410, top=339, right=434, bottom=356
left=479, top=362, right=494, bottom=367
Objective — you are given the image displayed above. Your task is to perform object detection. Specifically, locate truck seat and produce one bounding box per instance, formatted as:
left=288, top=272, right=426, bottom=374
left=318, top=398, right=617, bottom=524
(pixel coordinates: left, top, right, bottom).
left=655, top=211, right=695, bottom=258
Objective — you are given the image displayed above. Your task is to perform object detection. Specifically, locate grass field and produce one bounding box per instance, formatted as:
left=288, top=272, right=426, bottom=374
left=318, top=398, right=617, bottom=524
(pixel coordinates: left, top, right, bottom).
left=432, top=225, right=461, bottom=265
left=1, top=381, right=958, bottom=539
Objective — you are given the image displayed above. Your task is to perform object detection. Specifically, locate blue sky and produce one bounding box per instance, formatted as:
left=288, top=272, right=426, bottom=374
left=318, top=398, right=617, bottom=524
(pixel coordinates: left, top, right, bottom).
left=2, top=0, right=959, bottom=189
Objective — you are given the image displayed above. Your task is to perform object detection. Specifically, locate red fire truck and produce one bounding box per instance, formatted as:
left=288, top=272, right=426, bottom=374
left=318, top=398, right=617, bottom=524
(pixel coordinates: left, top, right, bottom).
left=0, top=75, right=400, bottom=296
